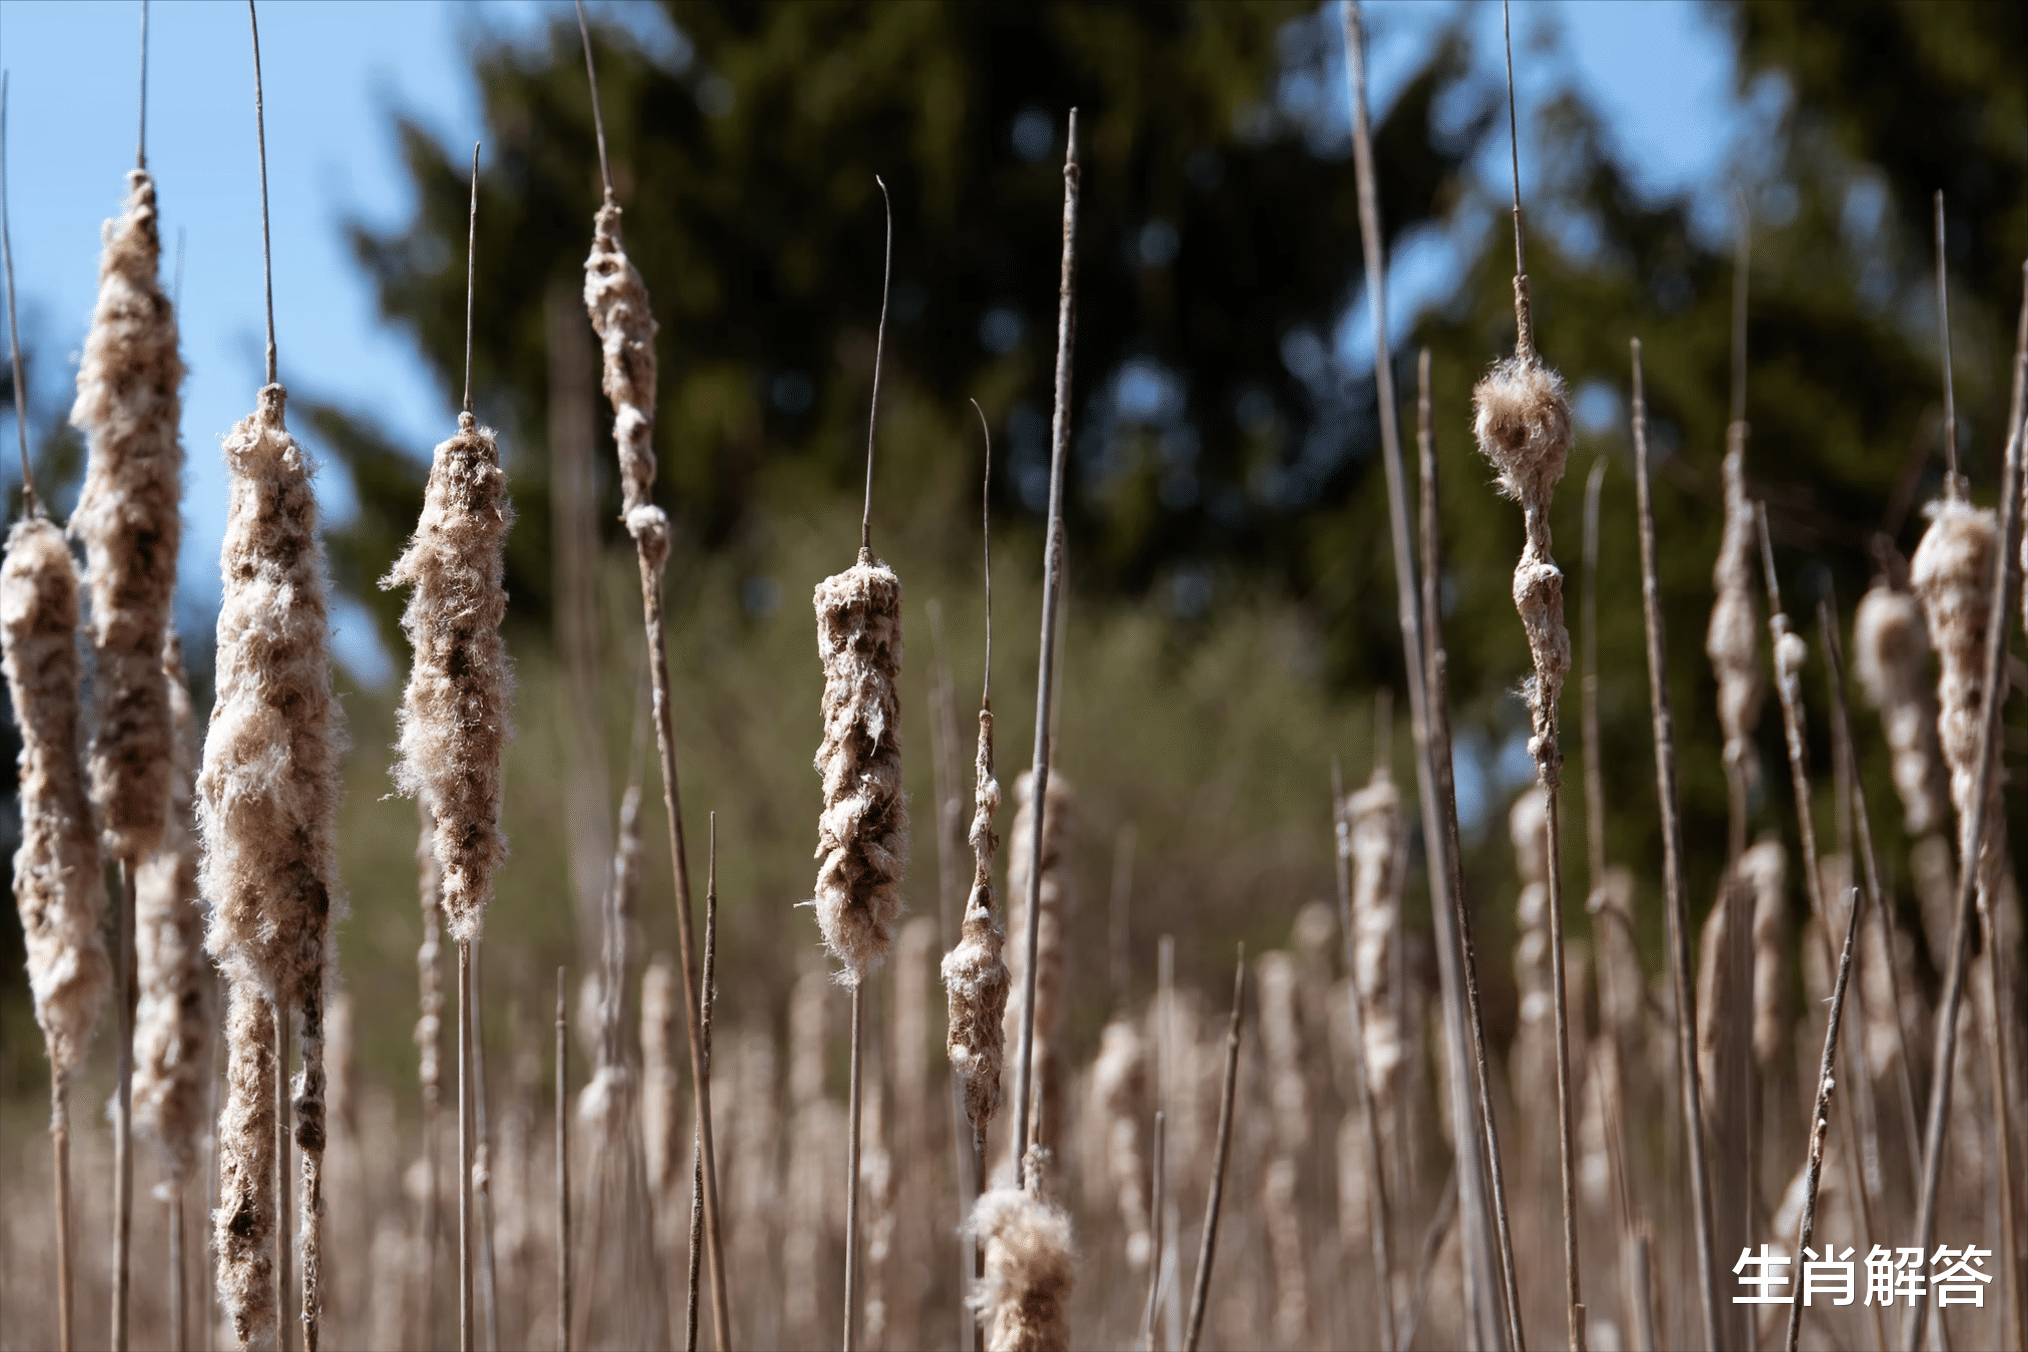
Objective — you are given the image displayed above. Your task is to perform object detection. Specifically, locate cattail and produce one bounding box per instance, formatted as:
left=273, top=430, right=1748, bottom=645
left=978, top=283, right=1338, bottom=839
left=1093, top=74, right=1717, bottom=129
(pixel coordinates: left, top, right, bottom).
left=134, top=632, right=211, bottom=1182
left=1911, top=498, right=2006, bottom=897
left=582, top=201, right=657, bottom=531
left=640, top=955, right=681, bottom=1202
left=1089, top=1017, right=1151, bottom=1269
left=1509, top=788, right=1557, bottom=1097
left=1004, top=768, right=1073, bottom=1168
left=70, top=166, right=184, bottom=860
left=945, top=705, right=1009, bottom=1146
left=812, top=552, right=908, bottom=980
left=967, top=1186, right=1075, bottom=1352
left=381, top=411, right=513, bottom=943
left=1343, top=766, right=1403, bottom=1101
left=215, top=980, right=280, bottom=1348
left=1708, top=448, right=1764, bottom=806
left=1852, top=582, right=1948, bottom=837
left=1256, top=950, right=1311, bottom=1348
left=4, top=515, right=110, bottom=1077
left=199, top=381, right=345, bottom=1348
left=1739, top=838, right=1787, bottom=1070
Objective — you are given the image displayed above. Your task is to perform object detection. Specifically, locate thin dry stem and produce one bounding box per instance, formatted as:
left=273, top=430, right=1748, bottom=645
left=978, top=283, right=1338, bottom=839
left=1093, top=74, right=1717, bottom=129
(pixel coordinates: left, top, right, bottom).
left=1183, top=949, right=1244, bottom=1352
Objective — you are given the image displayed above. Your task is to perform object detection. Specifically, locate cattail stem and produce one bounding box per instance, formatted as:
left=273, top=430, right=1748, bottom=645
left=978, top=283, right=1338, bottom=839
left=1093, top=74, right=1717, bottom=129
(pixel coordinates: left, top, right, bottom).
left=844, top=983, right=865, bottom=1352
left=686, top=818, right=717, bottom=1352
left=555, top=967, right=570, bottom=1352
left=473, top=945, right=498, bottom=1352
left=1630, top=338, right=1723, bottom=1349
left=1140, top=1110, right=1165, bottom=1352
left=459, top=940, right=474, bottom=1352
left=1399, top=1165, right=1458, bottom=1352
left=1183, top=949, right=1244, bottom=1352
left=1541, top=793, right=1585, bottom=1351
left=113, top=860, right=137, bottom=1352
left=1329, top=760, right=1397, bottom=1352
left=1420, top=349, right=1526, bottom=1352
left=1011, top=107, right=1079, bottom=1194
left=1907, top=264, right=2028, bottom=1352
left=170, top=1183, right=185, bottom=1352
left=53, top=1068, right=73, bottom=1352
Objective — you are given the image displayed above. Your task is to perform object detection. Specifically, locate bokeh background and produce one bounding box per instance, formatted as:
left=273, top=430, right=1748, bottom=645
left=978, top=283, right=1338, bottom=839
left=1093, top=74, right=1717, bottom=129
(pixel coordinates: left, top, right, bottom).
left=1, top=1, right=2026, bottom=1345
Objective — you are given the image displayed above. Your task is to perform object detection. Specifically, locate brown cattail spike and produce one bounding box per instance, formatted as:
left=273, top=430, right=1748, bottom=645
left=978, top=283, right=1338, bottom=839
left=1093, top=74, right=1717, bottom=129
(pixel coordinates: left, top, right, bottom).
left=967, top=1186, right=1075, bottom=1352
left=583, top=202, right=657, bottom=526
left=71, top=164, right=184, bottom=860
left=215, top=981, right=279, bottom=1349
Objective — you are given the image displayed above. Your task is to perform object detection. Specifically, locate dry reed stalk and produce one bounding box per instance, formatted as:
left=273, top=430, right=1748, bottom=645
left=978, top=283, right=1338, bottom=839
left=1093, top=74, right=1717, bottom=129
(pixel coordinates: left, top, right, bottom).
left=72, top=127, right=185, bottom=1346
left=1256, top=951, right=1311, bottom=1348
left=1474, top=22, right=1587, bottom=1327
left=1139, top=1110, right=1165, bottom=1352
left=1181, top=950, right=1244, bottom=1352
left=1629, top=338, right=1723, bottom=1348
left=1907, top=263, right=2028, bottom=1352
left=785, top=960, right=845, bottom=1344
left=1004, top=768, right=1073, bottom=1175
left=573, top=15, right=726, bottom=1338
left=1010, top=107, right=1079, bottom=1211
left=555, top=967, right=570, bottom=1352
left=414, top=804, right=445, bottom=1345
left=1418, top=348, right=1526, bottom=1351
left=1345, top=11, right=1505, bottom=1338
left=134, top=634, right=211, bottom=1352
left=1091, top=1018, right=1152, bottom=1273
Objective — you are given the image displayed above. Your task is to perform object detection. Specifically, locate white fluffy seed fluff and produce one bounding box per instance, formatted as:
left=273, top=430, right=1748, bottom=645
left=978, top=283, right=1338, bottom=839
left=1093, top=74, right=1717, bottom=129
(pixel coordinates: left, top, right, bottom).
left=1344, top=766, right=1403, bottom=1100
left=71, top=168, right=184, bottom=861
left=381, top=412, right=514, bottom=944
left=1088, top=1016, right=1150, bottom=1269
left=134, top=633, right=212, bottom=1182
left=1707, top=447, right=1764, bottom=790
left=583, top=202, right=659, bottom=522
left=1852, top=583, right=1948, bottom=838
left=812, top=551, right=908, bottom=981
left=1910, top=498, right=2007, bottom=899
left=1472, top=355, right=1573, bottom=772
left=4, top=516, right=109, bottom=1075
left=1738, top=837, right=1788, bottom=1069
left=945, top=708, right=1009, bottom=1142
left=968, top=1185, right=1076, bottom=1352
left=1005, top=767, right=1074, bottom=1163
left=198, top=383, right=345, bottom=1006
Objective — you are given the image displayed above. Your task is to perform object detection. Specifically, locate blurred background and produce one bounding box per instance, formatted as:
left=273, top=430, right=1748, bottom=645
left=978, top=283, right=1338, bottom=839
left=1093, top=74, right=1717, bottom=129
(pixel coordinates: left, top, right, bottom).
left=1, top=1, right=2026, bottom=1343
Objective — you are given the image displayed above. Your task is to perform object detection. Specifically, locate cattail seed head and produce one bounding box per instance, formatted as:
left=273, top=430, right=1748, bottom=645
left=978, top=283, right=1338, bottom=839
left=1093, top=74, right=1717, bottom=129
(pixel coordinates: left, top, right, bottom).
left=1344, top=766, right=1403, bottom=1099
left=381, top=412, right=514, bottom=944
left=968, top=1185, right=1075, bottom=1352
left=1852, top=582, right=1948, bottom=837
left=945, top=708, right=1009, bottom=1138
left=640, top=953, right=681, bottom=1198
left=1911, top=497, right=2008, bottom=898
left=4, top=517, right=109, bottom=1075
left=1739, top=837, right=1788, bottom=1068
left=71, top=168, right=184, bottom=860
left=1707, top=448, right=1764, bottom=788
left=134, top=632, right=212, bottom=1182
left=583, top=203, right=659, bottom=520
left=1089, top=1016, right=1150, bottom=1268
left=198, top=384, right=345, bottom=1006
left=812, top=551, right=908, bottom=981
left=1474, top=354, right=1573, bottom=772
left=214, top=981, right=278, bottom=1349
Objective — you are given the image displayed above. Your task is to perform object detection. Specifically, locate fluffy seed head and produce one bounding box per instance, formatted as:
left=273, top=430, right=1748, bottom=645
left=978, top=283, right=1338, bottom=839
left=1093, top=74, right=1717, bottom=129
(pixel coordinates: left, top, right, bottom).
left=213, top=981, right=278, bottom=1349
left=946, top=710, right=1009, bottom=1138
left=198, top=385, right=346, bottom=1007
left=1911, top=497, right=2007, bottom=896
left=1089, top=1016, right=1150, bottom=1269
left=1739, top=837, right=1788, bottom=1067
left=1472, top=355, right=1572, bottom=507
left=641, top=953, right=681, bottom=1197
left=4, top=516, right=109, bottom=1074
left=1852, top=583, right=1948, bottom=837
left=1707, top=448, right=1764, bottom=787
left=134, top=632, right=212, bottom=1181
left=812, top=552, right=908, bottom=980
left=1344, top=767, right=1403, bottom=1099
left=583, top=203, right=659, bottom=519
left=968, top=1185, right=1076, bottom=1352
left=70, top=169, right=185, bottom=859
left=381, top=413, right=514, bottom=943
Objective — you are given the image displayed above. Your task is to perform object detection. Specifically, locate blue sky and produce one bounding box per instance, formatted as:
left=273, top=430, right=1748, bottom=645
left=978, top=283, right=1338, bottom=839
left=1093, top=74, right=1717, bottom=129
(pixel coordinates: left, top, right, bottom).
left=0, top=0, right=1772, bottom=688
